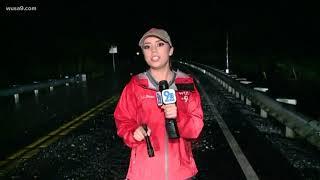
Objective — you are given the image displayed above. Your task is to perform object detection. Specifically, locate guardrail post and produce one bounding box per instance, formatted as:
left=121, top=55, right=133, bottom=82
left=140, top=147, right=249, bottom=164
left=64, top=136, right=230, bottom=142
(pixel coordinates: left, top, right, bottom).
left=49, top=86, right=54, bottom=91
left=276, top=98, right=298, bottom=138
left=260, top=108, right=268, bottom=118
left=236, top=91, right=239, bottom=98
left=34, top=89, right=39, bottom=96
left=81, top=74, right=87, bottom=81
left=285, top=127, right=296, bottom=138
left=246, top=98, right=252, bottom=106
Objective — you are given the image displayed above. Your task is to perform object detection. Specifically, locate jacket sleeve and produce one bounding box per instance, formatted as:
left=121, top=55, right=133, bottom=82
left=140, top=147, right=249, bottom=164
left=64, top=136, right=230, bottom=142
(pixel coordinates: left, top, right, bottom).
left=114, top=80, right=140, bottom=148
left=176, top=84, right=204, bottom=139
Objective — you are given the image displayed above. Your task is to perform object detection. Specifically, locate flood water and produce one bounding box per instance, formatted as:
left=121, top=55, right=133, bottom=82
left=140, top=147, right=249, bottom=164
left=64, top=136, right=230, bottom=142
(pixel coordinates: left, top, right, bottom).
left=0, top=72, right=129, bottom=160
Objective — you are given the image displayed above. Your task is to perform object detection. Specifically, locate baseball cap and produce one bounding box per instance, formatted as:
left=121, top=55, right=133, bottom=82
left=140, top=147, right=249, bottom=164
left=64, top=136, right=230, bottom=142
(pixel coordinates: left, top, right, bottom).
left=138, top=28, right=172, bottom=47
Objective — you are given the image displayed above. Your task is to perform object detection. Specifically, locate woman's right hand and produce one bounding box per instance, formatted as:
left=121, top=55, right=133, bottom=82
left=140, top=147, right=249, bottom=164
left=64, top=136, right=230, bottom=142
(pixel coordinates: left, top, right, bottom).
left=133, top=126, right=151, bottom=141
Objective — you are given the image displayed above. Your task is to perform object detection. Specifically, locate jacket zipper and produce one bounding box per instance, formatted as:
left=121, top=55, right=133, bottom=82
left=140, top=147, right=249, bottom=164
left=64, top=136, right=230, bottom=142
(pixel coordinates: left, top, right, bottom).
left=165, top=129, right=169, bottom=180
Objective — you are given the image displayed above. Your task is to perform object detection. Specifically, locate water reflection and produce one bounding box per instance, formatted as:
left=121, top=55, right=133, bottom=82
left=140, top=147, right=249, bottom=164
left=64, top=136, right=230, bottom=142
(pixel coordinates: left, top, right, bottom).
left=14, top=93, right=19, bottom=104
left=34, top=89, right=39, bottom=104
left=81, top=82, right=88, bottom=107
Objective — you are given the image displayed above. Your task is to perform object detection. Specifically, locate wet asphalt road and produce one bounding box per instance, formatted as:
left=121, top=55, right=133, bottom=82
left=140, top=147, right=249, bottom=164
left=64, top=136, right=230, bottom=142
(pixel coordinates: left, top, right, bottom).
left=2, top=65, right=320, bottom=180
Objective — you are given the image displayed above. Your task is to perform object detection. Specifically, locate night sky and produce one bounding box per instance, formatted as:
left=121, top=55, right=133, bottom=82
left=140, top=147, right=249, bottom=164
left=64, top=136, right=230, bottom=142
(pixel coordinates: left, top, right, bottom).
left=1, top=1, right=319, bottom=85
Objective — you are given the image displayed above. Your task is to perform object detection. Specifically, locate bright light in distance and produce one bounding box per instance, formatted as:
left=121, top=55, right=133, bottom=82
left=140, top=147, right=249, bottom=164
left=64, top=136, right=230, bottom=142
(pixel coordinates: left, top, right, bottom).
left=136, top=52, right=140, bottom=55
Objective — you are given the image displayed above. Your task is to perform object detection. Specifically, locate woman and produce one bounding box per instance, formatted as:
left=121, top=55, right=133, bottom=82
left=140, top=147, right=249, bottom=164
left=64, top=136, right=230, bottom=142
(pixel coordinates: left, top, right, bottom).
left=114, top=28, right=204, bottom=180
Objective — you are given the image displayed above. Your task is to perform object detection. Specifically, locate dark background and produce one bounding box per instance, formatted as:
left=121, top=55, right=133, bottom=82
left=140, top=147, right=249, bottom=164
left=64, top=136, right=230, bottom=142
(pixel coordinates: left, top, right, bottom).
left=1, top=1, right=319, bottom=87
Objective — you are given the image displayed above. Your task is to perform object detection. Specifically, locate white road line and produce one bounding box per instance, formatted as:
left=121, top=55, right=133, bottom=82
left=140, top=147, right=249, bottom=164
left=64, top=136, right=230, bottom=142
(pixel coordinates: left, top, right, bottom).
left=197, top=79, right=260, bottom=180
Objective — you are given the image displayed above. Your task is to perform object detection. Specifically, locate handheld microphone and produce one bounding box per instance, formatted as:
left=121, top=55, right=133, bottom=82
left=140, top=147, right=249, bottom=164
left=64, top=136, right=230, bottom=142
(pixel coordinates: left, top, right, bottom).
left=142, top=124, right=154, bottom=157
left=158, top=80, right=180, bottom=139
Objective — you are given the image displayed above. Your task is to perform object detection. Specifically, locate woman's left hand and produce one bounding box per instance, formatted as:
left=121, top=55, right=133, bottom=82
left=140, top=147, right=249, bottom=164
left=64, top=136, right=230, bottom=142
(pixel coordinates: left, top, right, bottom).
left=161, top=104, right=177, bottom=119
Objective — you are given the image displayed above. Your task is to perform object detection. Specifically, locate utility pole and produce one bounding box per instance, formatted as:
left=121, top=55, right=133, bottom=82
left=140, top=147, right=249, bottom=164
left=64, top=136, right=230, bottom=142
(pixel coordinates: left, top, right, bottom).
left=112, top=53, right=115, bottom=72
left=226, top=32, right=230, bottom=74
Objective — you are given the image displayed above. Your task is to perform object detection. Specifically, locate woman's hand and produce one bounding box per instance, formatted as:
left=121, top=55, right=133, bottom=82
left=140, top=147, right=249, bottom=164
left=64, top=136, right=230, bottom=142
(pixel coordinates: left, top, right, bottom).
left=133, top=125, right=151, bottom=141
left=161, top=104, right=177, bottom=119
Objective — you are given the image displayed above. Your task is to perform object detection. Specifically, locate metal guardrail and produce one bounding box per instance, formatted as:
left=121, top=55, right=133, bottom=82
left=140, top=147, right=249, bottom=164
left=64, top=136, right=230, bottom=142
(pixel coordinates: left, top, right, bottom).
left=0, top=74, right=86, bottom=97
left=180, top=61, right=320, bottom=150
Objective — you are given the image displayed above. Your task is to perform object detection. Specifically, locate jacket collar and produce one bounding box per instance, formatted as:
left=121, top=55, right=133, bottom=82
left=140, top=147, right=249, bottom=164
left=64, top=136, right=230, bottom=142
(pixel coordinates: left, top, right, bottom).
left=134, top=69, right=192, bottom=91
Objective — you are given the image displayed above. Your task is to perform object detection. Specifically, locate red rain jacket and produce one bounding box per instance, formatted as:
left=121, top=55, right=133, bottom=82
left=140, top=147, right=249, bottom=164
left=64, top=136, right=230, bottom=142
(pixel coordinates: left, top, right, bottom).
left=114, top=70, right=204, bottom=180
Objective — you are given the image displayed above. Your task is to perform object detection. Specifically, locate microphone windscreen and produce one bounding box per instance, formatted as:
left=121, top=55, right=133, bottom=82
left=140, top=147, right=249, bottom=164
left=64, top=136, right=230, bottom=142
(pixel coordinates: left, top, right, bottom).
left=159, top=80, right=169, bottom=91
